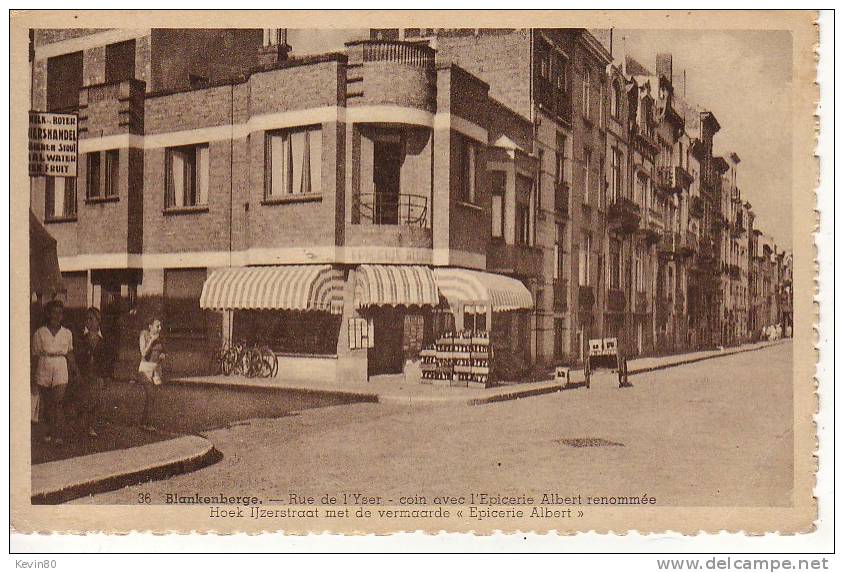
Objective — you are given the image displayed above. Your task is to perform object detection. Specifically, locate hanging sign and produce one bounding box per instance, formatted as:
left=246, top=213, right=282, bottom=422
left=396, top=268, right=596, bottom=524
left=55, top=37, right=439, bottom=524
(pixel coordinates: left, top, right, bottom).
left=29, top=111, right=78, bottom=177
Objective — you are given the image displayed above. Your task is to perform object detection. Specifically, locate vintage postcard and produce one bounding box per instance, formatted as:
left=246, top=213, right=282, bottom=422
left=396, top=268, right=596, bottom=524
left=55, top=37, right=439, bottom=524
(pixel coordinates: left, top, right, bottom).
left=10, top=9, right=819, bottom=537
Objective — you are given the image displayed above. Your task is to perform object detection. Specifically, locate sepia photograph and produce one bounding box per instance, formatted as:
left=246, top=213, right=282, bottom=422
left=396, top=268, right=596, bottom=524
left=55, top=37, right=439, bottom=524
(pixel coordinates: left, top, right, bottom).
left=10, top=9, right=822, bottom=543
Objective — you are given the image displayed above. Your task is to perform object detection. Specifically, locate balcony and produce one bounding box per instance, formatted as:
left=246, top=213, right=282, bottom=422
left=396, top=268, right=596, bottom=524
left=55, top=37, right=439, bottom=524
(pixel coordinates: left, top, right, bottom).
left=655, top=165, right=682, bottom=195
left=555, top=182, right=570, bottom=217
left=607, top=288, right=626, bottom=313
left=578, top=285, right=595, bottom=310
left=486, top=241, right=543, bottom=277
left=352, top=193, right=427, bottom=226
left=607, top=196, right=641, bottom=235
left=635, top=290, right=649, bottom=314
left=345, top=40, right=436, bottom=112
left=689, top=195, right=704, bottom=218
left=553, top=279, right=568, bottom=312
left=731, top=221, right=745, bottom=237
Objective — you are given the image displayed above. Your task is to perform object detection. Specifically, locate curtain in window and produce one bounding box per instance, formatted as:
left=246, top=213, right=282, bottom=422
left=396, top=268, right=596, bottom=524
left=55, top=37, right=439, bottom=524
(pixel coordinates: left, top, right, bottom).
left=197, top=145, right=209, bottom=205
left=53, top=177, right=65, bottom=217
left=63, top=178, right=76, bottom=217
left=165, top=150, right=176, bottom=208
left=267, top=132, right=288, bottom=197
left=182, top=149, right=195, bottom=206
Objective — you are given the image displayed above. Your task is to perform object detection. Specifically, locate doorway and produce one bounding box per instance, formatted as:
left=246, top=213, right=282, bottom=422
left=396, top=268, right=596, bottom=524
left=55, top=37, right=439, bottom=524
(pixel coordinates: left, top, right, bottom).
left=373, top=139, right=402, bottom=224
left=367, top=307, right=405, bottom=376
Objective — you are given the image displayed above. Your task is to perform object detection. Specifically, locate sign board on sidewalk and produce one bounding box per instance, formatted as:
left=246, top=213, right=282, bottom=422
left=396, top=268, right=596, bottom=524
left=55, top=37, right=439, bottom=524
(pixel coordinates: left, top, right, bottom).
left=348, top=317, right=374, bottom=350
left=29, top=111, right=78, bottom=177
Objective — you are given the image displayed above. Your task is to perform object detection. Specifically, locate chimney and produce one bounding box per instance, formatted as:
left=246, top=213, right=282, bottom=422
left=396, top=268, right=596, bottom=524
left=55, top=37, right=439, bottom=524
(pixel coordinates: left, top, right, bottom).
left=257, top=28, right=291, bottom=67
left=656, top=53, right=673, bottom=83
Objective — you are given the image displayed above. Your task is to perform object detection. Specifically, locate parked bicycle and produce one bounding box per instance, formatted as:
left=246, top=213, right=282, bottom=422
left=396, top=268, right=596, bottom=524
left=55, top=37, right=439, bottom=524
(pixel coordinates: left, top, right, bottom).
left=217, top=341, right=278, bottom=378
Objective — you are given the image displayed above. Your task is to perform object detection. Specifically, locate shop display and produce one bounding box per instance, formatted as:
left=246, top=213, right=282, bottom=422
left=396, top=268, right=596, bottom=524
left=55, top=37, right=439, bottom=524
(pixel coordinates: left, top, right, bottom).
left=420, top=330, right=494, bottom=388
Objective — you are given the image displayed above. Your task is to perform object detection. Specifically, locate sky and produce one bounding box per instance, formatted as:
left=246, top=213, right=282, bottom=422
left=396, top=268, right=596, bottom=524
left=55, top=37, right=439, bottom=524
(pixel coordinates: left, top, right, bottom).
left=284, top=28, right=795, bottom=251
left=615, top=29, right=794, bottom=251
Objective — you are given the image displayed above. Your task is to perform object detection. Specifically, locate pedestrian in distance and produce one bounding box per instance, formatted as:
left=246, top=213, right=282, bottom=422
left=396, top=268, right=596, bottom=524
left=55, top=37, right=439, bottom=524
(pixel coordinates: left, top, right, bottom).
left=31, top=299, right=80, bottom=445
left=137, top=316, right=166, bottom=432
left=72, top=307, right=112, bottom=438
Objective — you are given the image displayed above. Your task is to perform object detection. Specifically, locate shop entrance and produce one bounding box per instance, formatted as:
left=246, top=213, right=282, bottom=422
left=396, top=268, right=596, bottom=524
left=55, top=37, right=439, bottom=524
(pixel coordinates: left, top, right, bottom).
left=368, top=307, right=405, bottom=376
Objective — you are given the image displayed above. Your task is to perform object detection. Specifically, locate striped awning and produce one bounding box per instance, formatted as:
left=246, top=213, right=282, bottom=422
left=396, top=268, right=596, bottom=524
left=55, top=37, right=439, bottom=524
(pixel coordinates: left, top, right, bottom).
left=354, top=265, right=439, bottom=308
left=200, top=265, right=344, bottom=313
left=434, top=268, right=533, bottom=311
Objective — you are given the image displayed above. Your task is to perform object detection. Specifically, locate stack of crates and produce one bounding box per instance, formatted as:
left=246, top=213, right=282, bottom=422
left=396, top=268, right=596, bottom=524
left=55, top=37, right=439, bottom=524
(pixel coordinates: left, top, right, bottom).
left=419, top=331, right=493, bottom=388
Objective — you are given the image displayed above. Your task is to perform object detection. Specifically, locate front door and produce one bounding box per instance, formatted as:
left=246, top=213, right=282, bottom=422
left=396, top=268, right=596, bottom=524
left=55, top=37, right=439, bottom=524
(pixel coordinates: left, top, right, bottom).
left=367, top=308, right=405, bottom=376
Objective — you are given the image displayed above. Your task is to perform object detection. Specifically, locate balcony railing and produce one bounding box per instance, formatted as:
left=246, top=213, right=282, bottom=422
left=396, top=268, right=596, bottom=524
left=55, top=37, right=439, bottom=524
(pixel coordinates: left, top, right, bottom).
left=682, top=230, right=698, bottom=255
left=607, top=196, right=641, bottom=234
left=352, top=193, right=428, bottom=226
left=655, top=165, right=681, bottom=195
left=659, top=231, right=683, bottom=255
left=553, top=279, right=568, bottom=311
left=352, top=40, right=435, bottom=68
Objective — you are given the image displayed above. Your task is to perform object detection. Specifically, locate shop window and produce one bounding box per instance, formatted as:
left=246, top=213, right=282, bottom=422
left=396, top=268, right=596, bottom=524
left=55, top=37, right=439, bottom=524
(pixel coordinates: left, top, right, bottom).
left=166, top=144, right=209, bottom=208
left=464, top=305, right=488, bottom=332
left=45, top=176, right=77, bottom=221
left=46, top=50, right=82, bottom=112
left=235, top=310, right=341, bottom=355
left=105, top=39, right=136, bottom=84
left=164, top=268, right=207, bottom=339
left=265, top=126, right=322, bottom=198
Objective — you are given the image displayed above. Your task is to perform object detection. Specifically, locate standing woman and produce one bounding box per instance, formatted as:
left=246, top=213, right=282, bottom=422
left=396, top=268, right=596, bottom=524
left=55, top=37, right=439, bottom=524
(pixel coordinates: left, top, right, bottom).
left=74, top=307, right=111, bottom=437
left=138, top=316, right=165, bottom=432
left=31, top=300, right=79, bottom=444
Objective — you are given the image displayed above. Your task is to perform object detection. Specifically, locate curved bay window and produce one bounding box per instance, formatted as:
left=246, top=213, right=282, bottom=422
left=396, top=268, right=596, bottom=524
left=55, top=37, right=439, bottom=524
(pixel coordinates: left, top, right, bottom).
left=233, top=310, right=341, bottom=356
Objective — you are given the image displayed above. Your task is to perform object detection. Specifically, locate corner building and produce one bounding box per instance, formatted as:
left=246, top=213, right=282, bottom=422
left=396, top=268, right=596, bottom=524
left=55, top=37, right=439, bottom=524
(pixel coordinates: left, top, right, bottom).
left=31, top=28, right=544, bottom=383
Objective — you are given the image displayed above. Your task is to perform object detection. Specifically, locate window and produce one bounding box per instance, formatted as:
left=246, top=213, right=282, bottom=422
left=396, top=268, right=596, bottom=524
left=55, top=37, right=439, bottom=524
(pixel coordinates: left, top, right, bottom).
left=609, top=238, right=621, bottom=289
left=105, top=39, right=136, bottom=84
left=164, top=268, right=207, bottom=338
left=463, top=305, right=488, bottom=332
left=611, top=148, right=622, bottom=202
left=46, top=51, right=83, bottom=112
left=105, top=149, right=120, bottom=198
left=538, top=41, right=551, bottom=81
left=515, top=174, right=533, bottom=246
left=236, top=310, right=341, bottom=355
left=265, top=127, right=322, bottom=199
left=555, top=133, right=567, bottom=187
left=455, top=136, right=477, bottom=203
left=45, top=176, right=77, bottom=220
left=490, top=171, right=505, bottom=239
left=582, top=68, right=591, bottom=118
left=536, top=149, right=543, bottom=211
left=598, top=81, right=605, bottom=126
left=166, top=144, right=210, bottom=208
left=86, top=152, right=101, bottom=199
left=554, top=222, right=565, bottom=281
left=578, top=232, right=591, bottom=286
left=555, top=56, right=568, bottom=93
left=611, top=79, right=622, bottom=117
left=583, top=148, right=592, bottom=205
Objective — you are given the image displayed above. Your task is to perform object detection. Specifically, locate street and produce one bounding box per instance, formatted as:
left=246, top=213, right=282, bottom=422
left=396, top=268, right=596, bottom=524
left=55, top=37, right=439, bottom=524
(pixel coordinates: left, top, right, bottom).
left=73, top=342, right=793, bottom=507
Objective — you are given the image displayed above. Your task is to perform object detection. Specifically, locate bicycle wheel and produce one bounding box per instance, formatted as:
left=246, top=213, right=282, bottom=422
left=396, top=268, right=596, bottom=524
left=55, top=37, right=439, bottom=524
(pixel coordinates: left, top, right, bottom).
left=260, top=346, right=277, bottom=378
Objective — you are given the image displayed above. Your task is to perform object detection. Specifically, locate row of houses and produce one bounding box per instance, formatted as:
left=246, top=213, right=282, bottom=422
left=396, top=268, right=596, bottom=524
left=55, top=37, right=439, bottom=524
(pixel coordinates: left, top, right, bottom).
left=29, top=27, right=793, bottom=384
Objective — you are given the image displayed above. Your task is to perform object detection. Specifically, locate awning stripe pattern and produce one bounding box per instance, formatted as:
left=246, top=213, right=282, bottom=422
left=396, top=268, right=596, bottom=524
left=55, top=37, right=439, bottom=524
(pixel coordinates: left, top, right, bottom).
left=433, top=268, right=533, bottom=311
left=354, top=265, right=439, bottom=308
left=199, top=265, right=344, bottom=313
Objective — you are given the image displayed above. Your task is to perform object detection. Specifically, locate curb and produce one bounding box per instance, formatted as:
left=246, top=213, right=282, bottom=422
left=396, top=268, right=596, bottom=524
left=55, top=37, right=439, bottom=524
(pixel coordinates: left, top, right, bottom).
left=169, top=378, right=379, bottom=404
left=31, top=435, right=220, bottom=505
left=469, top=340, right=788, bottom=405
